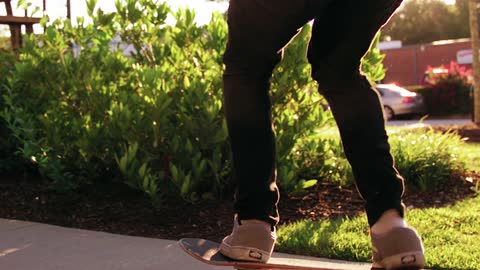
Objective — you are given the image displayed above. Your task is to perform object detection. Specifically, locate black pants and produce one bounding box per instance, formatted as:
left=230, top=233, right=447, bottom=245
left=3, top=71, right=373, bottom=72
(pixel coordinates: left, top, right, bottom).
left=223, top=0, right=405, bottom=227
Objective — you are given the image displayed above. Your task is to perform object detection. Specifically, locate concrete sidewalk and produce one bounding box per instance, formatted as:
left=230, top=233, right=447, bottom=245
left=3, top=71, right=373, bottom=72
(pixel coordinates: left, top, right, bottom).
left=0, top=218, right=371, bottom=270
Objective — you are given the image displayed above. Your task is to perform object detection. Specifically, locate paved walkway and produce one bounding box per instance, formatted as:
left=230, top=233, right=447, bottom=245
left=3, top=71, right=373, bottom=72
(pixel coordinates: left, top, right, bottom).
left=387, top=118, right=472, bottom=127
left=0, top=218, right=371, bottom=270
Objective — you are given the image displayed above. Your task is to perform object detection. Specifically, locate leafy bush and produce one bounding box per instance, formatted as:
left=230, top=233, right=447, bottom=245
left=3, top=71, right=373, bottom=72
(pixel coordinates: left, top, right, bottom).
left=389, top=127, right=467, bottom=191
left=417, top=62, right=473, bottom=116
left=2, top=0, right=232, bottom=202
left=1, top=1, right=311, bottom=199
left=0, top=49, right=24, bottom=173
left=272, top=31, right=387, bottom=193
left=317, top=127, right=468, bottom=191
left=269, top=25, right=333, bottom=193
left=0, top=0, right=438, bottom=204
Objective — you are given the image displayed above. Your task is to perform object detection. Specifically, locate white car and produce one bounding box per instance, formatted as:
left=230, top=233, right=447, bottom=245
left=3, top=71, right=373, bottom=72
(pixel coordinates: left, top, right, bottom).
left=376, top=84, right=426, bottom=120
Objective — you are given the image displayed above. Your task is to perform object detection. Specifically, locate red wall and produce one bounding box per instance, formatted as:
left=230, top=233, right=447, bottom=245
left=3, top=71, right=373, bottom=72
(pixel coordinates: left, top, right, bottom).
left=381, top=39, right=473, bottom=87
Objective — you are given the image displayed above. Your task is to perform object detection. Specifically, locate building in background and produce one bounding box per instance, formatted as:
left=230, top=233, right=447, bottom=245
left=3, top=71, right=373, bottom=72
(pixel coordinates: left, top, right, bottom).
left=380, top=38, right=474, bottom=87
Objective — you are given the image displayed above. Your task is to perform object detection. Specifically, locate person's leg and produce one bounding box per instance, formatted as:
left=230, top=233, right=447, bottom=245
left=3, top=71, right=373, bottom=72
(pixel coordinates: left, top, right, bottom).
left=306, top=0, right=424, bottom=269
left=220, top=0, right=319, bottom=262
left=223, top=0, right=312, bottom=227
left=308, top=0, right=405, bottom=230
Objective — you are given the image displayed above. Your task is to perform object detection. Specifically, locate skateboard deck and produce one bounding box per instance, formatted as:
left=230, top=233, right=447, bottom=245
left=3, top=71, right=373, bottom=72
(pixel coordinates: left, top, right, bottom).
left=178, top=238, right=370, bottom=270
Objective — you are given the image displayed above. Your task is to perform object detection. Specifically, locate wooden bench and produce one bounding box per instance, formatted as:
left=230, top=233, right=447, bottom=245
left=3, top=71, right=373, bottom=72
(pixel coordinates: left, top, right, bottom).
left=1, top=0, right=42, bottom=50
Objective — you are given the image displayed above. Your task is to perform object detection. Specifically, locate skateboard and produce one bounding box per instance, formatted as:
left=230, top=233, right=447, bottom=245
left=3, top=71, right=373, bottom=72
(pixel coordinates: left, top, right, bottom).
left=178, top=238, right=370, bottom=270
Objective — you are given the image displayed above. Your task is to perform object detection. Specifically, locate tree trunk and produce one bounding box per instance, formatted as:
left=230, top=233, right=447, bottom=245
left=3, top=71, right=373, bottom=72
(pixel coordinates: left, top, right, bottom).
left=469, top=0, right=480, bottom=124
left=66, top=0, right=71, bottom=20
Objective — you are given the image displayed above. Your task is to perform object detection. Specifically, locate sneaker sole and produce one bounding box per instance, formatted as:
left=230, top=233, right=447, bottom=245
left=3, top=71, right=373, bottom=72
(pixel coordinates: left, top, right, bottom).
left=382, top=251, right=425, bottom=270
left=219, top=241, right=271, bottom=263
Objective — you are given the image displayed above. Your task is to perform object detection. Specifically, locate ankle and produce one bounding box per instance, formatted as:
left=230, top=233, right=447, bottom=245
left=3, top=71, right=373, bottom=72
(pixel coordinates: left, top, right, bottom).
left=240, top=219, right=276, bottom=232
left=240, top=219, right=269, bottom=225
left=371, top=209, right=406, bottom=235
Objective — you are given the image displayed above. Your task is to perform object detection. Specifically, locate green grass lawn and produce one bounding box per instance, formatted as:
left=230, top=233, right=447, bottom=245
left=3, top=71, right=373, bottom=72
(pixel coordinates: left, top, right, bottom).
left=462, top=143, right=480, bottom=171
left=277, top=195, right=480, bottom=270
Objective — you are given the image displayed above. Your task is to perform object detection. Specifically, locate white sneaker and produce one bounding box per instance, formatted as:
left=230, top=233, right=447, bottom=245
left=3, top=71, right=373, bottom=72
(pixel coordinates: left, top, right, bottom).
left=219, top=215, right=276, bottom=263
left=371, top=227, right=425, bottom=270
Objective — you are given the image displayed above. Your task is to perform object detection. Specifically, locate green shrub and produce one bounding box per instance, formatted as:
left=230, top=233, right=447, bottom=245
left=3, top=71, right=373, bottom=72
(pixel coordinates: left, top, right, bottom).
left=2, top=1, right=233, bottom=202
left=1, top=0, right=443, bottom=204
left=270, top=25, right=333, bottom=193
left=0, top=49, right=23, bottom=173
left=292, top=132, right=354, bottom=189
left=389, top=127, right=467, bottom=191
left=272, top=31, right=387, bottom=193
left=317, top=127, right=468, bottom=191
left=0, top=0, right=327, bottom=201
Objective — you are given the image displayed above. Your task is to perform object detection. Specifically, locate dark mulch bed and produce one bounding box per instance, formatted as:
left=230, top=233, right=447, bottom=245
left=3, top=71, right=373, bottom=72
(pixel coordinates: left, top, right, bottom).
left=0, top=124, right=479, bottom=243
left=431, top=122, right=480, bottom=142
left=0, top=172, right=478, bottom=243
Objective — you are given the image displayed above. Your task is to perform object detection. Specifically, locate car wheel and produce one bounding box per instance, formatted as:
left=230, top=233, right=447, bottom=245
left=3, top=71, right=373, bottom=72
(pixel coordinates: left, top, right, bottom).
left=383, top=106, right=394, bottom=120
